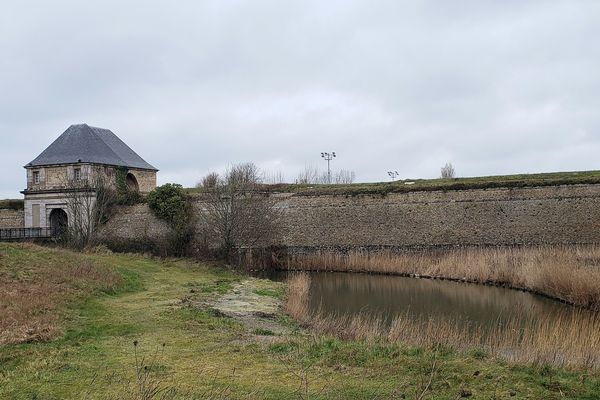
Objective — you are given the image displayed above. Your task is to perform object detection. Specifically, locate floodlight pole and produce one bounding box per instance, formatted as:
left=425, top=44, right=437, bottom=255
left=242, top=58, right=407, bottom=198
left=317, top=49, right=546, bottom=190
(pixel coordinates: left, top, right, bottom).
left=321, top=151, right=336, bottom=184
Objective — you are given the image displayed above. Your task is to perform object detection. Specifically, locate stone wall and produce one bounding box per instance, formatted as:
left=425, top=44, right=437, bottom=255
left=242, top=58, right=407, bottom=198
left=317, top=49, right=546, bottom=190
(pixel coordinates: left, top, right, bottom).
left=102, top=183, right=600, bottom=251
left=0, top=209, right=24, bottom=229
left=99, top=203, right=169, bottom=242
left=128, top=168, right=157, bottom=194
left=25, top=164, right=157, bottom=194
left=278, top=184, right=600, bottom=249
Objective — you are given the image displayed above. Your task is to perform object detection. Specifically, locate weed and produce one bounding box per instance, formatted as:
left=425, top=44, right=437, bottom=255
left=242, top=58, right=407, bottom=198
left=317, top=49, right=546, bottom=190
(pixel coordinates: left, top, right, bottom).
left=254, top=328, right=275, bottom=336
left=254, top=287, right=285, bottom=299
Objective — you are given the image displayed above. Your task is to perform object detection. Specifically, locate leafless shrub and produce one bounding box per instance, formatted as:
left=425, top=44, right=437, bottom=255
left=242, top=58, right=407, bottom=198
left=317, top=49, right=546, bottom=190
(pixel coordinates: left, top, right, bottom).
left=198, top=172, right=220, bottom=189
left=440, top=163, right=455, bottom=179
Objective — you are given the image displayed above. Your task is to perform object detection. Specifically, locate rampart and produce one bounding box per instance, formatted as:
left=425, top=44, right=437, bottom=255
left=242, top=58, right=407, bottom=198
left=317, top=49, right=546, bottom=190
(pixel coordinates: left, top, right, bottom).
left=102, top=183, right=600, bottom=251
left=0, top=209, right=25, bottom=229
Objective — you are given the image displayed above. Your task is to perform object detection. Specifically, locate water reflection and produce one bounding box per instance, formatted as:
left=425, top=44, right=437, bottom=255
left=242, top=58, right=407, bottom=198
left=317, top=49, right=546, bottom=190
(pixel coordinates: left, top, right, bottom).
left=305, top=272, right=574, bottom=328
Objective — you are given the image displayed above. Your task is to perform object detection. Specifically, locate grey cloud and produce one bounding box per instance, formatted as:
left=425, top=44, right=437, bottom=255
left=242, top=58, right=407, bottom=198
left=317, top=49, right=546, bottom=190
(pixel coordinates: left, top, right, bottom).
left=1, top=0, right=599, bottom=197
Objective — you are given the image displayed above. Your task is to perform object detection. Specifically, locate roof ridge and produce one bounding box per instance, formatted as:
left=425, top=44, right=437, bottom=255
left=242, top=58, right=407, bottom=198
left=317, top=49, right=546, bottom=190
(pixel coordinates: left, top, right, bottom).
left=86, top=125, right=127, bottom=166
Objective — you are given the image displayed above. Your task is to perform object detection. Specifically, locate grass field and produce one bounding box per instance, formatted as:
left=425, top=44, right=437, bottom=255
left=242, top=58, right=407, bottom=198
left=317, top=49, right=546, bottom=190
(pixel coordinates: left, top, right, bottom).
left=188, top=170, right=600, bottom=196
left=2, top=243, right=600, bottom=399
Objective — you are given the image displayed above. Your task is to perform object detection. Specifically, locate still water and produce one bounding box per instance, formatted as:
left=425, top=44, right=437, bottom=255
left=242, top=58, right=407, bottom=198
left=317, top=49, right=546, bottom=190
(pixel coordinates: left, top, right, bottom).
left=301, top=272, right=577, bottom=328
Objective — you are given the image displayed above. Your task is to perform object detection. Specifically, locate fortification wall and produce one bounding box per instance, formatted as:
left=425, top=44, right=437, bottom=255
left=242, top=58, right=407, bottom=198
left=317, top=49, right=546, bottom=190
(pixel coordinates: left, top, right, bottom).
left=0, top=209, right=25, bottom=229
left=99, top=203, right=169, bottom=243
left=278, top=184, right=600, bottom=248
left=102, top=184, right=600, bottom=250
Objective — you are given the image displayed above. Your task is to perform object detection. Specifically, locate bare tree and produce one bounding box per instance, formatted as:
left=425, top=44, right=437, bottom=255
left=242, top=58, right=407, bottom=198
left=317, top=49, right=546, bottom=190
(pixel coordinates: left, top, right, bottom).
left=200, top=163, right=280, bottom=263
left=296, top=166, right=356, bottom=185
left=63, top=169, right=117, bottom=248
left=440, top=163, right=456, bottom=179
left=296, top=165, right=320, bottom=184
left=264, top=170, right=286, bottom=184
left=334, top=169, right=356, bottom=184
left=227, top=162, right=262, bottom=187
left=198, top=172, right=220, bottom=189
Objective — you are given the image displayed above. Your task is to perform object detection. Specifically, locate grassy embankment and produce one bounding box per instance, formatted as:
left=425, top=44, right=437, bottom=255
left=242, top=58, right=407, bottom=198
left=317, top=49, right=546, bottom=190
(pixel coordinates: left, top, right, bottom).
left=2, top=243, right=600, bottom=399
left=187, top=170, right=600, bottom=196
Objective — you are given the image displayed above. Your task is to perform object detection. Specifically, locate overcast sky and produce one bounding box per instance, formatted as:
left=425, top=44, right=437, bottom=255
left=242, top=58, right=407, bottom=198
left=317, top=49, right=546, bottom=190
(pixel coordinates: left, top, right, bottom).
left=1, top=0, right=599, bottom=198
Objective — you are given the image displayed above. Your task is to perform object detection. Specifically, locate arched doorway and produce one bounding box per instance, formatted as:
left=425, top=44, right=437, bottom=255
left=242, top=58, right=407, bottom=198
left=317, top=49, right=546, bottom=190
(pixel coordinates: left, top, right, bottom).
left=49, top=208, right=68, bottom=236
left=126, top=173, right=139, bottom=192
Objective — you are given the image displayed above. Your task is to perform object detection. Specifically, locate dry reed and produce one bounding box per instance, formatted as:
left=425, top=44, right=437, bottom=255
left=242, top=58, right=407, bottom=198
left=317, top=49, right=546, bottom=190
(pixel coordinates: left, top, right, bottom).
left=285, top=272, right=600, bottom=369
left=283, top=245, right=600, bottom=309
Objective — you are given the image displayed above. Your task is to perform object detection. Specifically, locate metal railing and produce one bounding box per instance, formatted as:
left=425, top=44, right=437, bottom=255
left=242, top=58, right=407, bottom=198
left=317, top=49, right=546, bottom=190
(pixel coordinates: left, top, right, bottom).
left=0, top=227, right=61, bottom=241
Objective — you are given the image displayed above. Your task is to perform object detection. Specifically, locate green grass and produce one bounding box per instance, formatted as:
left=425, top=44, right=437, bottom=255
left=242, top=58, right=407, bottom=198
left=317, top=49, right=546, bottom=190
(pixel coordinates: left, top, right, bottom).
left=1, top=243, right=600, bottom=399
left=254, top=286, right=286, bottom=299
left=188, top=170, right=600, bottom=196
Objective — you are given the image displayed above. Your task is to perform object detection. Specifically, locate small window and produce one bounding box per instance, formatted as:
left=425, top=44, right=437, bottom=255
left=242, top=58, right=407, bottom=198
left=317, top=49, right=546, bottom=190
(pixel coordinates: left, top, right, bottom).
left=74, top=168, right=81, bottom=181
left=33, top=171, right=40, bottom=184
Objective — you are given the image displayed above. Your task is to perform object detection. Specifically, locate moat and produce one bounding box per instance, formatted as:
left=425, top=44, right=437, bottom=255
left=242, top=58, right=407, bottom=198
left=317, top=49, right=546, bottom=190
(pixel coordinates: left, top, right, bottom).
left=295, top=271, right=590, bottom=331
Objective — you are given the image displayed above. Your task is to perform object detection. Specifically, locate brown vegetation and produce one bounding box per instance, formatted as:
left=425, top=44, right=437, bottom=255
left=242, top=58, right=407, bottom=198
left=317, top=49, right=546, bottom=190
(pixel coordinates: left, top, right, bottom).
left=199, top=163, right=281, bottom=262
left=283, top=245, right=600, bottom=309
left=285, top=273, right=600, bottom=369
left=0, top=243, right=122, bottom=345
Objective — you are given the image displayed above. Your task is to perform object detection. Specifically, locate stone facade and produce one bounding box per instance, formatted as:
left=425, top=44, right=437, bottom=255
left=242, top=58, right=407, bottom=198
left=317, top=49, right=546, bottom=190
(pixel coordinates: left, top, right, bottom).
left=102, top=183, right=600, bottom=251
left=21, top=123, right=158, bottom=231
left=0, top=209, right=25, bottom=229
left=23, top=164, right=157, bottom=229
left=128, top=168, right=157, bottom=194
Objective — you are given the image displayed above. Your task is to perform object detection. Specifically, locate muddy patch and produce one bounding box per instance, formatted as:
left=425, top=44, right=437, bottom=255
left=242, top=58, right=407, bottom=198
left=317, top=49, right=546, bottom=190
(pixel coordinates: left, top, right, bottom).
left=213, top=279, right=290, bottom=339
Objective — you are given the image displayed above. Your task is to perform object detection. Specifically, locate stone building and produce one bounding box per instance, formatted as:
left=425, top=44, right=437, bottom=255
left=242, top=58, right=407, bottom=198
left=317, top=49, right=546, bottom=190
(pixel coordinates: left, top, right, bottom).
left=22, top=124, right=158, bottom=231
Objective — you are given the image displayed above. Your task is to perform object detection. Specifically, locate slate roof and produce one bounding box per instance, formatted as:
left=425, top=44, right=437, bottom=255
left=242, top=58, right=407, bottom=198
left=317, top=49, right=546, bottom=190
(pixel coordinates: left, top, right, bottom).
left=26, top=124, right=157, bottom=171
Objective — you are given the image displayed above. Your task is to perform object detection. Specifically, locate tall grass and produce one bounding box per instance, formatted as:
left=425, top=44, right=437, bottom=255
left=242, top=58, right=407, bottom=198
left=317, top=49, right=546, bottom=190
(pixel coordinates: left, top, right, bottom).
left=0, top=243, right=123, bottom=344
left=283, top=245, right=600, bottom=309
left=285, top=273, right=600, bottom=369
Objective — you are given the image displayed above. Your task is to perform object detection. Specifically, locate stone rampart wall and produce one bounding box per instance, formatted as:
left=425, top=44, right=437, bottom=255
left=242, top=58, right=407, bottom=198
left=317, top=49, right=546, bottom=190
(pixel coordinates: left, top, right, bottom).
left=99, top=203, right=169, bottom=242
left=279, top=184, right=600, bottom=248
left=0, top=209, right=25, bottom=229
left=102, top=184, right=600, bottom=250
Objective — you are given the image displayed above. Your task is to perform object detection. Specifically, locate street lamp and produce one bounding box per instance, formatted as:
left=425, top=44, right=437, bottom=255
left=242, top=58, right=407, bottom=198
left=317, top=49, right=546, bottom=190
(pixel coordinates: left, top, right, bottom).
left=387, top=171, right=399, bottom=181
left=321, top=151, right=336, bottom=184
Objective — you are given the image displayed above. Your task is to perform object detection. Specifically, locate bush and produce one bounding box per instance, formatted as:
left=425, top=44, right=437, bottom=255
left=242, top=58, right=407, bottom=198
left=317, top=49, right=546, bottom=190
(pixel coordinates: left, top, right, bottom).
left=147, top=184, right=187, bottom=225
left=147, top=184, right=194, bottom=257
